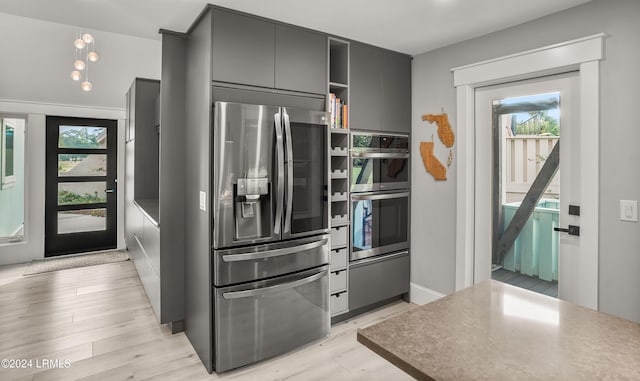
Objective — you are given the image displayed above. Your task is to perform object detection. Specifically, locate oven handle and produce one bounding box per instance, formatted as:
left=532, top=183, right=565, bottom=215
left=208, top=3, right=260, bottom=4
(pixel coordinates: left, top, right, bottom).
left=351, top=192, right=409, bottom=201
left=351, top=152, right=410, bottom=159
left=274, top=112, right=284, bottom=235
left=222, top=270, right=326, bottom=299
left=350, top=250, right=409, bottom=269
left=221, top=238, right=328, bottom=262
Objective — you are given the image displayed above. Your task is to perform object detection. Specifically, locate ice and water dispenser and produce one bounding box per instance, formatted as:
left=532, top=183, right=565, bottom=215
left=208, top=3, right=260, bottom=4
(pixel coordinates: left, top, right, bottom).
left=234, top=177, right=271, bottom=241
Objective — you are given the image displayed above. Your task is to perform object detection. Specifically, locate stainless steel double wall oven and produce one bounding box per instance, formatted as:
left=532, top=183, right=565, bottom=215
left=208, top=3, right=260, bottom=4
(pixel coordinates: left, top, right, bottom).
left=212, top=102, right=330, bottom=372
left=351, top=132, right=410, bottom=262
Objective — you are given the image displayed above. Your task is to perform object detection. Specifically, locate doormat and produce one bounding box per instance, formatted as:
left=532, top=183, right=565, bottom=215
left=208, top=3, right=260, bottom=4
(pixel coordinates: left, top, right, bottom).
left=23, top=251, right=130, bottom=275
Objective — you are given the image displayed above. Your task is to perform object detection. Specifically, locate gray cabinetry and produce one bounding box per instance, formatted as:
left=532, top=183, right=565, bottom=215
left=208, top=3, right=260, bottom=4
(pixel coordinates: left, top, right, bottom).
left=382, top=50, right=411, bottom=133
left=125, top=33, right=186, bottom=331
left=275, top=25, right=326, bottom=94
left=212, top=10, right=326, bottom=95
left=125, top=78, right=162, bottom=320
left=350, top=42, right=382, bottom=131
left=212, top=10, right=275, bottom=88
left=172, top=4, right=412, bottom=373
left=349, top=251, right=410, bottom=311
left=350, top=42, right=411, bottom=133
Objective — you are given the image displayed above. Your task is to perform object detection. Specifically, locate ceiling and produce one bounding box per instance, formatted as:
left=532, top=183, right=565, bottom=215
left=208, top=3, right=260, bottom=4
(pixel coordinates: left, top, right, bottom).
left=0, top=0, right=592, bottom=55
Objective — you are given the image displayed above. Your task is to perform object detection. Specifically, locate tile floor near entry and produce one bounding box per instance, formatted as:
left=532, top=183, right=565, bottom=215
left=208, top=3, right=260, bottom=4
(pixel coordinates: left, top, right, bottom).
left=0, top=259, right=414, bottom=380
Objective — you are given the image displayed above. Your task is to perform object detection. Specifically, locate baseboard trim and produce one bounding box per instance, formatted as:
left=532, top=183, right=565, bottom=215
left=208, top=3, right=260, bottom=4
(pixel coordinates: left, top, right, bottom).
left=410, top=283, right=446, bottom=305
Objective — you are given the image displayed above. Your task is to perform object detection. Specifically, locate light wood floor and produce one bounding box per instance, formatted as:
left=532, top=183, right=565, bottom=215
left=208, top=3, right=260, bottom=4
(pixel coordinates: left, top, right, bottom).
left=0, top=260, right=415, bottom=380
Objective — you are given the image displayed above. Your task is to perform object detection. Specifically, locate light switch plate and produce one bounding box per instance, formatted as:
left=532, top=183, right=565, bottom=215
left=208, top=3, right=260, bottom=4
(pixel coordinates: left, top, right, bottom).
left=199, top=191, right=207, bottom=212
left=619, top=200, right=637, bottom=222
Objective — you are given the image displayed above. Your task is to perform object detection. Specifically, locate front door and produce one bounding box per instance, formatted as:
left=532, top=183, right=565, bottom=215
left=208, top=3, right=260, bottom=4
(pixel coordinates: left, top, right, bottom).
left=474, top=73, right=594, bottom=307
left=45, top=116, right=117, bottom=256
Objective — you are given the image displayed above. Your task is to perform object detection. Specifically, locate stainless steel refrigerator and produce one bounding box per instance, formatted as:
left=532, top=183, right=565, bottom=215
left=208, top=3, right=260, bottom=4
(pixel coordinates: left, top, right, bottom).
left=212, top=101, right=330, bottom=372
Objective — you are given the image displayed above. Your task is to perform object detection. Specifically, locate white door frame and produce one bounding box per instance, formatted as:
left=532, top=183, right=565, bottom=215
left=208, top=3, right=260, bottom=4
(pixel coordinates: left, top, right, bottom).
left=452, top=34, right=604, bottom=310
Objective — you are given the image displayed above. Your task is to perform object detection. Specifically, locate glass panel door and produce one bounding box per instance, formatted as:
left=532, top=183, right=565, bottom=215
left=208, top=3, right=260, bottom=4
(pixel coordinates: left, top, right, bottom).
left=287, top=121, right=328, bottom=236
left=45, top=116, right=117, bottom=256
left=491, top=92, right=561, bottom=298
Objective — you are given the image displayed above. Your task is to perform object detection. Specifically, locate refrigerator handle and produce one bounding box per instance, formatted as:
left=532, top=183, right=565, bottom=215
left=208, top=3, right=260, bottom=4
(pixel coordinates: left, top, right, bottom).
left=283, top=110, right=294, bottom=234
left=222, top=270, right=326, bottom=299
left=221, top=238, right=328, bottom=262
left=274, top=112, right=285, bottom=235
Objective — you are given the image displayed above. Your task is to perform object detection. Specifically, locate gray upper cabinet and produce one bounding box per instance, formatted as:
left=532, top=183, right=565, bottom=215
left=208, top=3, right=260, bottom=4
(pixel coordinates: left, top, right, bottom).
left=211, top=10, right=326, bottom=95
left=350, top=42, right=382, bottom=131
left=350, top=42, right=411, bottom=133
left=275, top=25, right=326, bottom=95
left=382, top=51, right=411, bottom=133
left=212, top=10, right=275, bottom=88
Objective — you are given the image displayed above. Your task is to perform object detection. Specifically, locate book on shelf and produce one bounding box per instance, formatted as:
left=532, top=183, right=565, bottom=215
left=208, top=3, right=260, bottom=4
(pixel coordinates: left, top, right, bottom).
left=342, top=104, right=348, bottom=129
left=329, top=92, right=348, bottom=129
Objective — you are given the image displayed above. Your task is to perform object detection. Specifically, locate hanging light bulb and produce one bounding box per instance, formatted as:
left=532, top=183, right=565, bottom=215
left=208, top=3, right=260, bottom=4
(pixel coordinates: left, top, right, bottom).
left=71, top=31, right=99, bottom=91
left=74, top=59, right=86, bottom=70
left=82, top=33, right=94, bottom=44
left=74, top=38, right=86, bottom=49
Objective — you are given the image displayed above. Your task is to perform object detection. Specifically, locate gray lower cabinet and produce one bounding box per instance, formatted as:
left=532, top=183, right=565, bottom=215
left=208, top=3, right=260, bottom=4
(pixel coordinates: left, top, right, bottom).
left=212, top=10, right=275, bottom=88
left=275, top=24, right=326, bottom=94
left=349, top=251, right=410, bottom=311
left=350, top=42, right=382, bottom=131
left=350, top=42, right=411, bottom=133
left=130, top=217, right=161, bottom=318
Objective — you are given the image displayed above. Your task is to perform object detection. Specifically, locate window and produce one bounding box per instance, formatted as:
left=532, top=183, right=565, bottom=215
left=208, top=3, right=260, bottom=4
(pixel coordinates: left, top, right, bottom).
left=0, top=117, right=25, bottom=242
left=1, top=119, right=16, bottom=189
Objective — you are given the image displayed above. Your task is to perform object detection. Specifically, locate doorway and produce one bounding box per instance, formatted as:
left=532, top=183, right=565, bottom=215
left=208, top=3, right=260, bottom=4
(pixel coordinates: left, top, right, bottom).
left=45, top=116, right=117, bottom=257
left=474, top=73, right=587, bottom=304
left=453, top=35, right=602, bottom=311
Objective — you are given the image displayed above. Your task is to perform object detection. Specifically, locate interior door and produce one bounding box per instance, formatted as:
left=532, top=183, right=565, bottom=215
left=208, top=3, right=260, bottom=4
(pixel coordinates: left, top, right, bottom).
left=282, top=107, right=329, bottom=239
left=473, top=73, right=591, bottom=306
left=45, top=116, right=117, bottom=256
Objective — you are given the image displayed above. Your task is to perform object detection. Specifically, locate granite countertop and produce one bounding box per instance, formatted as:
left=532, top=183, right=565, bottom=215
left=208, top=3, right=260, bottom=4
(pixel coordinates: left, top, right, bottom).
left=357, top=280, right=640, bottom=381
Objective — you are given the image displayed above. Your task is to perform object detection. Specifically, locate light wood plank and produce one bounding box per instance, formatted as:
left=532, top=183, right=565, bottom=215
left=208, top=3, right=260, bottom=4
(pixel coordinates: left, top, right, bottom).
left=1, top=342, right=93, bottom=380
left=0, top=259, right=415, bottom=381
left=75, top=364, right=134, bottom=381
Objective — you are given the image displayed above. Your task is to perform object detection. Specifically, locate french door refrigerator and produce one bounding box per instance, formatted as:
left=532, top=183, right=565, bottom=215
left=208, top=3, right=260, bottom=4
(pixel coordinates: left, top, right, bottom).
left=212, top=101, right=330, bottom=372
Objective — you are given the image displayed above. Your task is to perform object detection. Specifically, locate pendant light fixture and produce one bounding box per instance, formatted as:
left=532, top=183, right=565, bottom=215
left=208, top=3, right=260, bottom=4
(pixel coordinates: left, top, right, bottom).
left=70, top=31, right=100, bottom=91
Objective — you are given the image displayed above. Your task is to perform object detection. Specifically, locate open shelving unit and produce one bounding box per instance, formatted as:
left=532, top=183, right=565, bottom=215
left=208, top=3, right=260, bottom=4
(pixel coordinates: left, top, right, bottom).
left=328, top=38, right=350, bottom=318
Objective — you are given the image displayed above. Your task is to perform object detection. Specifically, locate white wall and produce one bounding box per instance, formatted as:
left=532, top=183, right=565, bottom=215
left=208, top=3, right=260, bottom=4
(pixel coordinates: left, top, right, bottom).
left=0, top=12, right=160, bottom=109
left=411, top=0, right=640, bottom=323
left=0, top=13, right=160, bottom=265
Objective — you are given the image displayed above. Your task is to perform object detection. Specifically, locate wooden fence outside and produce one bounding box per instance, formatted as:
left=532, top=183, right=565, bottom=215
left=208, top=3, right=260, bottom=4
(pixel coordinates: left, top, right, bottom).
left=504, top=136, right=559, bottom=202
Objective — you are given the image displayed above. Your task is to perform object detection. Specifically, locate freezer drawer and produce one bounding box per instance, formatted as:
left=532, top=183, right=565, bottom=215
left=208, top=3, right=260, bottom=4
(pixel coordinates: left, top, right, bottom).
left=349, top=251, right=409, bottom=311
left=213, top=234, right=329, bottom=286
left=214, top=266, right=330, bottom=372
